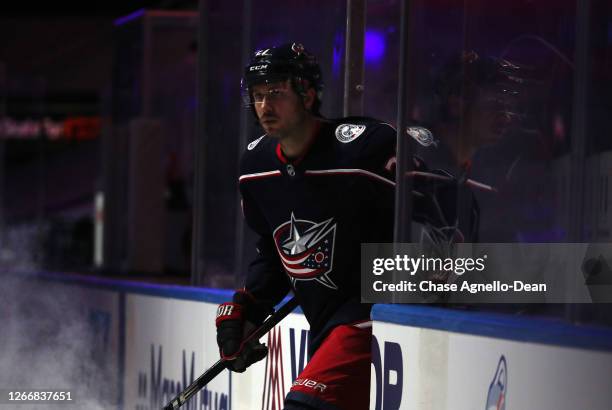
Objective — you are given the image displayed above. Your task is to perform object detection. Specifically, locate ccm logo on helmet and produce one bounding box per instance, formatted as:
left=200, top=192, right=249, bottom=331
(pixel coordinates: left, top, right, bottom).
left=250, top=64, right=268, bottom=71
left=292, top=378, right=327, bottom=392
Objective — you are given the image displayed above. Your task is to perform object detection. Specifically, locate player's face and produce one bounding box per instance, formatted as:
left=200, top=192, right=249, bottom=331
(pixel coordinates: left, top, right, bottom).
left=468, top=88, right=513, bottom=145
left=251, top=80, right=309, bottom=138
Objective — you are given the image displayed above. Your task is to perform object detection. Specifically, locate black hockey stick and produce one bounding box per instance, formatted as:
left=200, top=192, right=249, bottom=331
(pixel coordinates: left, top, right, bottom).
left=162, top=296, right=299, bottom=410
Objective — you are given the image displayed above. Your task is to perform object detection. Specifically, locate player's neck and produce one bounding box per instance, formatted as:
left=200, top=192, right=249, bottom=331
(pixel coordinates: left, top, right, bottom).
left=279, top=116, right=321, bottom=160
left=437, top=122, right=476, bottom=166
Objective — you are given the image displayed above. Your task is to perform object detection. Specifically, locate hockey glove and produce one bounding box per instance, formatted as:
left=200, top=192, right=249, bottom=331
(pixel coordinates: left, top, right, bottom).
left=215, top=291, right=271, bottom=373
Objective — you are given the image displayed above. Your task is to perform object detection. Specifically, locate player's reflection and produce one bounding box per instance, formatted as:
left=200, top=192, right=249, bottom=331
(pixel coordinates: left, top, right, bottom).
left=412, top=50, right=552, bottom=243
left=424, top=50, right=523, bottom=171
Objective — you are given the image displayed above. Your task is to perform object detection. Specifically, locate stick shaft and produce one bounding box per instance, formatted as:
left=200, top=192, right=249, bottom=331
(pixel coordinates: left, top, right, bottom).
left=163, top=297, right=299, bottom=410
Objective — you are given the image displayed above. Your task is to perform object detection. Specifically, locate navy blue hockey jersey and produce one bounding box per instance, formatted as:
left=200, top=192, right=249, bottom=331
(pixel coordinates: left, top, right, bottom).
left=238, top=117, right=396, bottom=351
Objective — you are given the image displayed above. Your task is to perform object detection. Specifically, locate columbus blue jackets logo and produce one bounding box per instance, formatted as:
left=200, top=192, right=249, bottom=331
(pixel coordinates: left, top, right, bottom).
left=335, top=124, right=366, bottom=143
left=485, top=355, right=507, bottom=410
left=407, top=126, right=437, bottom=147
left=273, top=213, right=337, bottom=289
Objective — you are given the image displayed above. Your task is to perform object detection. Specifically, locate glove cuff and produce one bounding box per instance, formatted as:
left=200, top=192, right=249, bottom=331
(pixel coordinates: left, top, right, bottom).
left=215, top=302, right=243, bottom=327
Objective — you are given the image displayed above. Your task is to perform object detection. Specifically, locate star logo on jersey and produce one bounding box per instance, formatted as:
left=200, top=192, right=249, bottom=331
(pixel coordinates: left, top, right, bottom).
left=273, top=213, right=337, bottom=289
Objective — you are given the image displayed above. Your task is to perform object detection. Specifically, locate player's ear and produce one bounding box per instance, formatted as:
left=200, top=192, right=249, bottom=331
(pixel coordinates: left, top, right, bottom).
left=303, top=88, right=316, bottom=111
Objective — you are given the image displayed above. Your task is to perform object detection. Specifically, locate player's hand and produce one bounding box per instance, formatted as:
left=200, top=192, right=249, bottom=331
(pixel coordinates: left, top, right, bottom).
left=216, top=300, right=243, bottom=356
left=227, top=321, right=269, bottom=373
left=215, top=292, right=270, bottom=372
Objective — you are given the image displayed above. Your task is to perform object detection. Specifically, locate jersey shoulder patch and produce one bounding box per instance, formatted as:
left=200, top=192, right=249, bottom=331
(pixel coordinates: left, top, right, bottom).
left=247, top=135, right=266, bottom=150
left=335, top=123, right=366, bottom=143
left=406, top=126, right=437, bottom=147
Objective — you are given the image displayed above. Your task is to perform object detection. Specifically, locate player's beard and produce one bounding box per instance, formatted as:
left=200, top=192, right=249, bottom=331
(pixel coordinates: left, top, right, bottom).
left=260, top=113, right=306, bottom=140
left=259, top=115, right=281, bottom=137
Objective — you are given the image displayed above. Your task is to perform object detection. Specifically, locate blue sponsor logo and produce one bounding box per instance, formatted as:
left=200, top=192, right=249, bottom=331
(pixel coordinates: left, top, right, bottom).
left=371, top=336, right=403, bottom=410
left=135, top=344, right=230, bottom=410
left=289, top=327, right=309, bottom=380
left=485, top=355, right=507, bottom=410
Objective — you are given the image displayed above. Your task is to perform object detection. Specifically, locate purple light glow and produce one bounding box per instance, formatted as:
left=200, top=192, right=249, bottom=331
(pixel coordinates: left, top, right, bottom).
left=332, top=32, right=344, bottom=77
left=364, top=30, right=385, bottom=63
left=114, top=9, right=145, bottom=27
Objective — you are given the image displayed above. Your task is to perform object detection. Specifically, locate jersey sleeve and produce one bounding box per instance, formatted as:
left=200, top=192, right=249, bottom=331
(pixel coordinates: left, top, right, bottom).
left=239, top=174, right=292, bottom=310
left=358, top=123, right=397, bottom=243
left=360, top=123, right=397, bottom=181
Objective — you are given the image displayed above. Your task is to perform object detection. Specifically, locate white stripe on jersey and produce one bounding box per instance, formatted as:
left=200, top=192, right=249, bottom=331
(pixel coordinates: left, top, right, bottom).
left=238, top=170, right=282, bottom=182
left=353, top=320, right=373, bottom=329
left=304, top=168, right=395, bottom=187
left=406, top=170, right=496, bottom=192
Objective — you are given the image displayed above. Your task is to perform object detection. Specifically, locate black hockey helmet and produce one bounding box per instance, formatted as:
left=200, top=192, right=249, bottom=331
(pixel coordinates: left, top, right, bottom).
left=242, top=42, right=324, bottom=115
left=436, top=51, right=526, bottom=99
left=435, top=51, right=529, bottom=120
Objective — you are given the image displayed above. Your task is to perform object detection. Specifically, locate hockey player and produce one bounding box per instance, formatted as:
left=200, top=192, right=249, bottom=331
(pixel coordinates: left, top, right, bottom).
left=215, top=42, right=397, bottom=410
left=215, top=41, right=477, bottom=408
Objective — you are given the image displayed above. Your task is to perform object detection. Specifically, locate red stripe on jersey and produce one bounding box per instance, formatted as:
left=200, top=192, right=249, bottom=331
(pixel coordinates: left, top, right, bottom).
left=275, top=144, right=288, bottom=164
